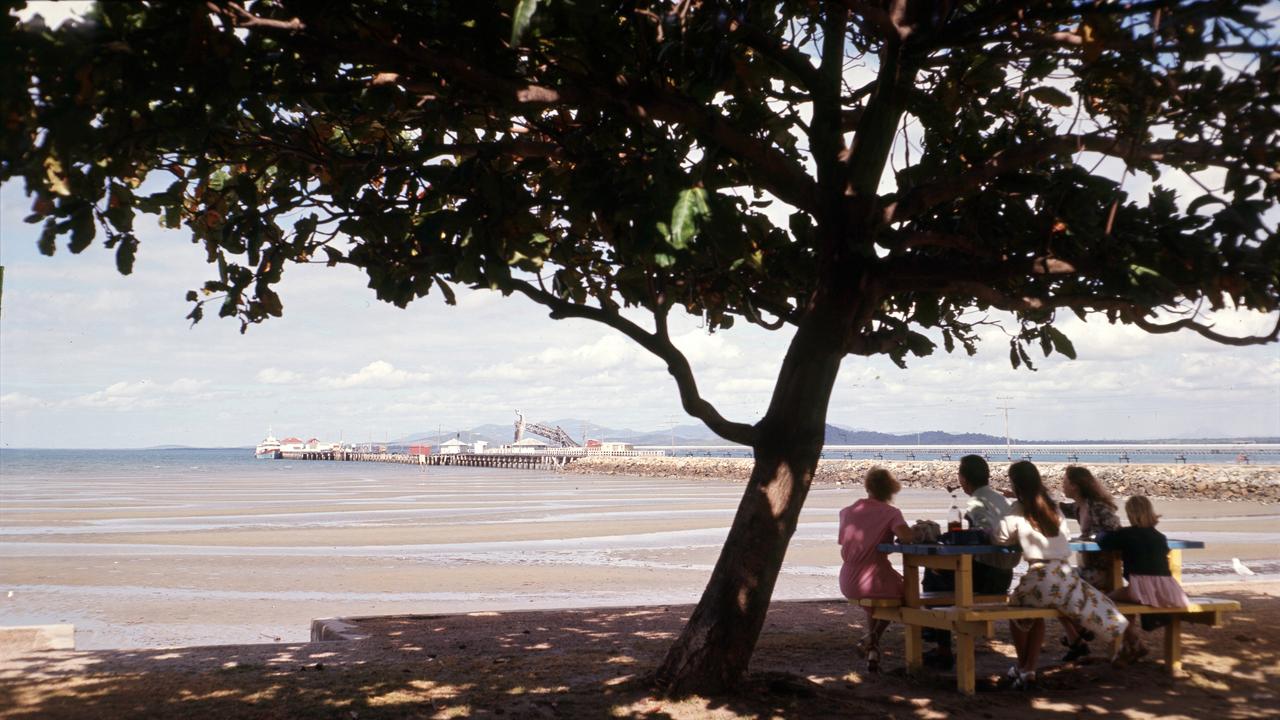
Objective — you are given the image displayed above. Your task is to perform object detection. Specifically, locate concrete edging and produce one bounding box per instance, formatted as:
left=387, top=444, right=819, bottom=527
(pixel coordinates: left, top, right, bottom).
left=309, top=617, right=371, bottom=642
left=0, top=624, right=75, bottom=655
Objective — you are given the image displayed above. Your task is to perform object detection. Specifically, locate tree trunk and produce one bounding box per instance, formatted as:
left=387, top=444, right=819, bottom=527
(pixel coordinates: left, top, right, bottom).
left=654, top=311, right=848, bottom=694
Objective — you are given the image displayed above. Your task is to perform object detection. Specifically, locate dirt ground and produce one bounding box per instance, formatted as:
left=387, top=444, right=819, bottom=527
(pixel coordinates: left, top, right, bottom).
left=1, top=581, right=1276, bottom=720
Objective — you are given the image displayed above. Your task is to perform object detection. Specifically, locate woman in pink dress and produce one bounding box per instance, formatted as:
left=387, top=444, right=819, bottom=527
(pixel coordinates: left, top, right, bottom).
left=839, top=467, right=915, bottom=671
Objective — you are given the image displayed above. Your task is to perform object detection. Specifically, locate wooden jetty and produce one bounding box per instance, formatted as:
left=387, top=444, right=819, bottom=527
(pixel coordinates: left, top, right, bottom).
left=280, top=449, right=427, bottom=465
left=275, top=444, right=662, bottom=469
left=426, top=453, right=570, bottom=470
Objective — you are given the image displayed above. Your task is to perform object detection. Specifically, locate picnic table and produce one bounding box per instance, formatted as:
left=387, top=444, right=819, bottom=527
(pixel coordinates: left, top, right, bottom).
left=858, top=539, right=1239, bottom=694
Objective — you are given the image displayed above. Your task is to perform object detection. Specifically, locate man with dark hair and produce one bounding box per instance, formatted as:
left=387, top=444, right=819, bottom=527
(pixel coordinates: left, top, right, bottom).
left=921, top=454, right=1020, bottom=669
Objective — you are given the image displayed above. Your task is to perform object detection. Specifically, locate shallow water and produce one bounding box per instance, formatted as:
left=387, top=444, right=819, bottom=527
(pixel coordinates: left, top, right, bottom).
left=2, top=448, right=1277, bottom=649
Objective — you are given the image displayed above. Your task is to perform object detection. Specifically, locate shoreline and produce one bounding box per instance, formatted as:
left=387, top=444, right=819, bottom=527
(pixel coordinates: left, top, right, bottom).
left=3, top=582, right=1277, bottom=719
left=3, top=465, right=1277, bottom=653
left=564, top=456, right=1280, bottom=502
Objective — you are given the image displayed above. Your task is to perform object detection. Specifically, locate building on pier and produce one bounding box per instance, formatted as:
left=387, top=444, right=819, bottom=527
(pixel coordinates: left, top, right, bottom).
left=438, top=438, right=467, bottom=455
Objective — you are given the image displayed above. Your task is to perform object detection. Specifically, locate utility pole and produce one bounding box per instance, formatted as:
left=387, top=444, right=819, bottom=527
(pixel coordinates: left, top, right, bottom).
left=996, top=396, right=1015, bottom=460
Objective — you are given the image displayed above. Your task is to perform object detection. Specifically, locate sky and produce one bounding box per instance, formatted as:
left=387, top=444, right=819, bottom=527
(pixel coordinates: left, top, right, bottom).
left=0, top=3, right=1277, bottom=449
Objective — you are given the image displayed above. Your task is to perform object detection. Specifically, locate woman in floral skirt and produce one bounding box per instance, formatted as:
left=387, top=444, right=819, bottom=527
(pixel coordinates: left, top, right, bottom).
left=993, top=461, right=1129, bottom=689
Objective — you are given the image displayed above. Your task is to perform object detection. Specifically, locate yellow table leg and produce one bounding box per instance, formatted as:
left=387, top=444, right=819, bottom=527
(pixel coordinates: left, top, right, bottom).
left=905, top=623, right=923, bottom=673
left=1164, top=617, right=1183, bottom=674
left=956, top=633, right=976, bottom=695
left=1168, top=549, right=1182, bottom=583
left=1106, top=551, right=1124, bottom=592
left=904, top=558, right=921, bottom=607
left=956, top=554, right=974, bottom=608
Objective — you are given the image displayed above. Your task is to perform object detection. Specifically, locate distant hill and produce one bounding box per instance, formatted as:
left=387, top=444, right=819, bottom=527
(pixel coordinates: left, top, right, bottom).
left=394, top=418, right=1277, bottom=448
left=822, top=428, right=1015, bottom=445
left=396, top=422, right=1019, bottom=447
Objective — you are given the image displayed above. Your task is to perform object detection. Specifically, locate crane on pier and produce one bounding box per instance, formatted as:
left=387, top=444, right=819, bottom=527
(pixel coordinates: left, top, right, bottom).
left=513, top=410, right=580, bottom=447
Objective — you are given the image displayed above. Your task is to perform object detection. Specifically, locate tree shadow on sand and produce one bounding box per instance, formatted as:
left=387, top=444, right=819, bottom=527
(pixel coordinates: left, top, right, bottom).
left=1, top=588, right=1276, bottom=719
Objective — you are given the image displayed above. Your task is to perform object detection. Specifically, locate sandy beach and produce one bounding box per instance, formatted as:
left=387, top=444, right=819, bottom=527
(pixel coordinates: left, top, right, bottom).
left=1, top=456, right=1278, bottom=650
left=1, top=454, right=1279, bottom=717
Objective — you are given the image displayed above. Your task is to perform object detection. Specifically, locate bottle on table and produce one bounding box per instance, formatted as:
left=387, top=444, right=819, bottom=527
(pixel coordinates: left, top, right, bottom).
left=947, top=494, right=964, bottom=533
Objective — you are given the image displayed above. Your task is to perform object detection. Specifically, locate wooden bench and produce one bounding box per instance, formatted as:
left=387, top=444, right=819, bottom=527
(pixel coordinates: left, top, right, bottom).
left=855, top=596, right=1241, bottom=694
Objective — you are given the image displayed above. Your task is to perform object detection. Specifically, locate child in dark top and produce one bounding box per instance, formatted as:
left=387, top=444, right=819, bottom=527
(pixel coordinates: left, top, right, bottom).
left=1098, top=496, right=1191, bottom=662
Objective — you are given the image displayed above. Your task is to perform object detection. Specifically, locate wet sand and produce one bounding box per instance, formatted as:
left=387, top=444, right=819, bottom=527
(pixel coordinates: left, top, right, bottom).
left=2, top=464, right=1278, bottom=650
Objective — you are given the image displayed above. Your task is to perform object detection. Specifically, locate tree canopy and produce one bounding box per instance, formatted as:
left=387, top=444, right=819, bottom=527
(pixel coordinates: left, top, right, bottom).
left=4, top=0, right=1278, bottom=693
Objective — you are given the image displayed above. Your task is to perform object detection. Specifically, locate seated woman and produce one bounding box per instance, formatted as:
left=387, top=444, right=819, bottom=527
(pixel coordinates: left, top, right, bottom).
left=1056, top=465, right=1123, bottom=660
left=1100, top=496, right=1192, bottom=663
left=838, top=467, right=916, bottom=672
left=1059, top=465, right=1122, bottom=583
left=994, top=461, right=1129, bottom=689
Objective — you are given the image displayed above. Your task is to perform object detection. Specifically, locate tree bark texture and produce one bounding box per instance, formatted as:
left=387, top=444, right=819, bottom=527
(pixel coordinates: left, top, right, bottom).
left=654, top=305, right=851, bottom=694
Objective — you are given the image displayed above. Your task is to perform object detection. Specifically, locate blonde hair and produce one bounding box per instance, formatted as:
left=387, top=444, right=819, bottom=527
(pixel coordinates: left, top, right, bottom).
left=864, top=467, right=900, bottom=501
left=1125, top=496, right=1161, bottom=528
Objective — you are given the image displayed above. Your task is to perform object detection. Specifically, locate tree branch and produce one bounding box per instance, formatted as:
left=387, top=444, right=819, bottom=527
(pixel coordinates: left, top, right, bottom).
left=507, top=279, right=759, bottom=446
left=227, top=7, right=821, bottom=214
left=207, top=1, right=304, bottom=32
left=731, top=21, right=825, bottom=96
left=1128, top=312, right=1280, bottom=346
left=837, top=0, right=900, bottom=41
left=885, top=133, right=1274, bottom=224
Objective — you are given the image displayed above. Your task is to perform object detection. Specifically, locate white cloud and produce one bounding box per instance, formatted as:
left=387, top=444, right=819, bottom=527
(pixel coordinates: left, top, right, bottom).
left=465, top=362, right=533, bottom=381
left=65, top=378, right=211, bottom=411
left=85, top=289, right=138, bottom=314
left=256, top=368, right=303, bottom=385
left=0, top=392, right=47, bottom=412
left=533, top=334, right=650, bottom=370
left=322, top=360, right=431, bottom=389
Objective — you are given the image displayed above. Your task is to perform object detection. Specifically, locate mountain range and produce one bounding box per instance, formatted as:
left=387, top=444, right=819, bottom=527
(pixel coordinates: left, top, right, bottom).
left=396, top=420, right=1279, bottom=447
left=399, top=420, right=1021, bottom=447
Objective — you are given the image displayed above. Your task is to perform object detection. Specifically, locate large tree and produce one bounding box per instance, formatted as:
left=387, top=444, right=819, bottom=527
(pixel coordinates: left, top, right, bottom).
left=4, top=0, right=1278, bottom=694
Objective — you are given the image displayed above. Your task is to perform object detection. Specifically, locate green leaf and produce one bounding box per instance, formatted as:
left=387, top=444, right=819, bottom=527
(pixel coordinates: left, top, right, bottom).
left=669, top=187, right=710, bottom=250
left=115, top=234, right=139, bottom=275
left=1029, top=86, right=1073, bottom=107
left=905, top=331, right=936, bottom=357
left=510, top=0, right=539, bottom=45
left=653, top=252, right=677, bottom=268
left=258, top=287, right=283, bottom=317
left=1045, top=325, right=1077, bottom=359
left=295, top=214, right=318, bottom=243
left=69, top=208, right=95, bottom=253
left=37, top=220, right=58, bottom=256
left=162, top=204, right=182, bottom=229
left=913, top=297, right=939, bottom=327
left=208, top=169, right=230, bottom=192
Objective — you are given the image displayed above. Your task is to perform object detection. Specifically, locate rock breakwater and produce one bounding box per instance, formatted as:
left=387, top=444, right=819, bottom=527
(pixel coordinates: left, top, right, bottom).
left=565, top=456, right=1280, bottom=503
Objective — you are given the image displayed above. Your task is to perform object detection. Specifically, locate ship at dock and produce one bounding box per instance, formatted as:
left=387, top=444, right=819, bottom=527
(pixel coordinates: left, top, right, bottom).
left=254, top=430, right=281, bottom=460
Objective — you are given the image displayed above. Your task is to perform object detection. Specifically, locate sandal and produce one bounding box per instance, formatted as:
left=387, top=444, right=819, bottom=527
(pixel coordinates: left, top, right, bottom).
left=1112, top=641, right=1148, bottom=666
left=1063, top=639, right=1090, bottom=663
left=1012, top=671, right=1038, bottom=690
left=1125, top=642, right=1149, bottom=663
left=999, top=666, right=1036, bottom=691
